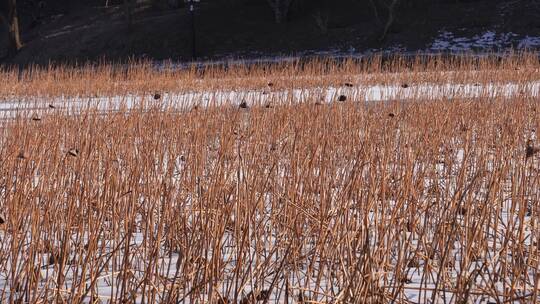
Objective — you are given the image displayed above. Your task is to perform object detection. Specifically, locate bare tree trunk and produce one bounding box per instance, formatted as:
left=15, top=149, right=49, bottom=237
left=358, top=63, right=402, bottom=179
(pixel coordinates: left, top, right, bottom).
left=124, top=0, right=134, bottom=30
left=379, top=0, right=399, bottom=41
left=5, top=0, right=22, bottom=56
left=267, top=0, right=293, bottom=24
left=151, top=0, right=168, bottom=9
left=368, top=0, right=381, bottom=27
left=362, top=0, right=400, bottom=41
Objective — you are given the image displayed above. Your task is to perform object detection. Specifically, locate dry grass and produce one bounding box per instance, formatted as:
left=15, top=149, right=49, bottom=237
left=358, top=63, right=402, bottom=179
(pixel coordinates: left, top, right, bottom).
left=1, top=52, right=539, bottom=99
left=1, top=55, right=540, bottom=303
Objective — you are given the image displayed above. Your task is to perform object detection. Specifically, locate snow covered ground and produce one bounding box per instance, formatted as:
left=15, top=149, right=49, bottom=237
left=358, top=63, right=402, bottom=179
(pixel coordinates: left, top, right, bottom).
left=427, top=31, right=540, bottom=53
left=1, top=147, right=538, bottom=303
left=167, top=32, right=540, bottom=69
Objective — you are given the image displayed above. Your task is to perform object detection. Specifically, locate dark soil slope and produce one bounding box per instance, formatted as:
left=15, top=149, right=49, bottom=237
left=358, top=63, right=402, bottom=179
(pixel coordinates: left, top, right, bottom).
left=3, top=0, right=540, bottom=65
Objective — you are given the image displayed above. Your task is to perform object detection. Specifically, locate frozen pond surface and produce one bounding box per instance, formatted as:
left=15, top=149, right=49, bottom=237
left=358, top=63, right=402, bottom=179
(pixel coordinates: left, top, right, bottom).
left=1, top=80, right=539, bottom=119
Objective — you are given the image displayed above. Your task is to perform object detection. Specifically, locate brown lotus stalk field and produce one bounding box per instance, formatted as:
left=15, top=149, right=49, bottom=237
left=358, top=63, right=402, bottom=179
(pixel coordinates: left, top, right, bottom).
left=0, top=52, right=539, bottom=98
left=1, top=54, right=540, bottom=303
